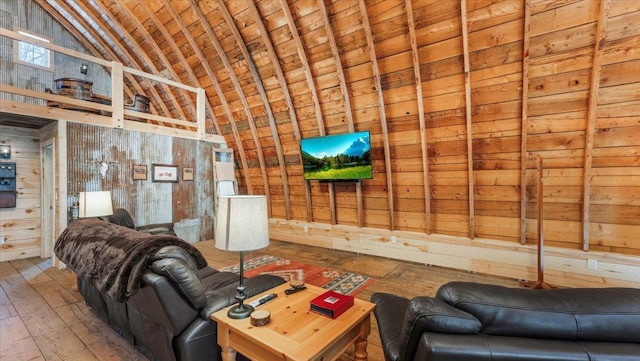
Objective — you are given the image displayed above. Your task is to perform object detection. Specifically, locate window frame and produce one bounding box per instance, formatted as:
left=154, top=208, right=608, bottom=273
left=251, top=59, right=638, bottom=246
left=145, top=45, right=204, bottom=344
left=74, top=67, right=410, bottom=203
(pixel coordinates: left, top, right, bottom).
left=13, top=28, right=54, bottom=71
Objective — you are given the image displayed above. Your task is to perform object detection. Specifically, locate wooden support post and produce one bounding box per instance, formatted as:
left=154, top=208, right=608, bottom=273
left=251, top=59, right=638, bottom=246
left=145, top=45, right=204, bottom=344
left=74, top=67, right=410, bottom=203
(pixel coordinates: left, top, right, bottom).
left=111, top=61, right=124, bottom=129
left=521, top=156, right=552, bottom=289
left=197, top=88, right=206, bottom=140
left=520, top=0, right=531, bottom=245
left=460, top=0, right=475, bottom=239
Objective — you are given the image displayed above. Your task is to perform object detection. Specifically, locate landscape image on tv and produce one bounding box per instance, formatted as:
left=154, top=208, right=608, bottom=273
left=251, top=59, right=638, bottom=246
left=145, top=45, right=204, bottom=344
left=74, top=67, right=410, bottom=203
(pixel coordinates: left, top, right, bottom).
left=300, top=131, right=372, bottom=181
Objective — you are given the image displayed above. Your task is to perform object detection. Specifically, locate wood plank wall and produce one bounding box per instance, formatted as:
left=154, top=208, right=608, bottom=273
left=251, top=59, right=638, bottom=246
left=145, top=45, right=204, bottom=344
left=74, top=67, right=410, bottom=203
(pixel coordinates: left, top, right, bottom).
left=0, top=125, right=41, bottom=261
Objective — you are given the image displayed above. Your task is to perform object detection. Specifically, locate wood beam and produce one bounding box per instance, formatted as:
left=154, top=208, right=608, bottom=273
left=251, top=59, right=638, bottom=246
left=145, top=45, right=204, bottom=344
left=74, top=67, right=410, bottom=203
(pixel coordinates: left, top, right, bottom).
left=520, top=0, right=532, bottom=245
left=405, top=0, right=431, bottom=234
left=582, top=0, right=611, bottom=251
left=92, top=0, right=184, bottom=120
left=140, top=0, right=250, bottom=190
left=214, top=0, right=291, bottom=220
left=461, top=0, right=475, bottom=239
left=276, top=0, right=326, bottom=136
left=165, top=0, right=270, bottom=208
left=358, top=0, right=395, bottom=231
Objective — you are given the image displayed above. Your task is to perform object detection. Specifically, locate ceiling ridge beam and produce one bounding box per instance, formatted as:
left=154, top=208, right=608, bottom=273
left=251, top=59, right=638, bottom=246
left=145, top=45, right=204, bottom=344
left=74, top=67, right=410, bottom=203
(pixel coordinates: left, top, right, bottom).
left=77, top=1, right=178, bottom=121
left=405, top=0, right=431, bottom=234
left=358, top=0, right=395, bottom=231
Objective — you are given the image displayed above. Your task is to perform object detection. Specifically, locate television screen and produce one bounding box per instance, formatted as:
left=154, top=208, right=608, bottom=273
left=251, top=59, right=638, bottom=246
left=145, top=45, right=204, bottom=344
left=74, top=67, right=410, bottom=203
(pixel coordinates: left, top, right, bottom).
left=300, top=131, right=372, bottom=181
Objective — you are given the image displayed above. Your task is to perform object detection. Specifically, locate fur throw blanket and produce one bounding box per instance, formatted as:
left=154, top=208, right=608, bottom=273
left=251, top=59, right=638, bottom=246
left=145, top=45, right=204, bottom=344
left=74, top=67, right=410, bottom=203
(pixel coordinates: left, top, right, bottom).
left=55, top=218, right=207, bottom=302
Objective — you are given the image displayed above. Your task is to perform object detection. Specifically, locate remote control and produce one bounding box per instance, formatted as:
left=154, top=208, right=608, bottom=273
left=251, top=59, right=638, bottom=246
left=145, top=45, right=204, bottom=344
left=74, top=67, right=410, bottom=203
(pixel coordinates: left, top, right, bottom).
left=284, top=285, right=307, bottom=295
left=248, top=293, right=277, bottom=308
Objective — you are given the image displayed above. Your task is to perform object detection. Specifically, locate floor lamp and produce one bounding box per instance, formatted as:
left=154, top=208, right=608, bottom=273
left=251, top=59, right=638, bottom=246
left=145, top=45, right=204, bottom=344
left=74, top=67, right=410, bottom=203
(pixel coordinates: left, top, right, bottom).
left=215, top=195, right=269, bottom=319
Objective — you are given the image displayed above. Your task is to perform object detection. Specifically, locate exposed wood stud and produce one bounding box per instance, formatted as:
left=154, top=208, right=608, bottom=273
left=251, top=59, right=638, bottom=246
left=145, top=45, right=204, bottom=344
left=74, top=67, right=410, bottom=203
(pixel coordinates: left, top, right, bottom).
left=405, top=0, right=431, bottom=234
left=167, top=1, right=271, bottom=210
left=358, top=0, right=395, bottom=231
left=460, top=0, right=475, bottom=239
left=582, top=0, right=611, bottom=252
left=520, top=0, right=532, bottom=245
left=214, top=0, right=291, bottom=220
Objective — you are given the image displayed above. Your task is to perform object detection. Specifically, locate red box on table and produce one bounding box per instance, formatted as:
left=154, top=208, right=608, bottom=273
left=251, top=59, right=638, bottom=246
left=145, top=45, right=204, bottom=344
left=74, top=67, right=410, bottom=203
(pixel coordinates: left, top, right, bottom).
left=309, top=290, right=354, bottom=319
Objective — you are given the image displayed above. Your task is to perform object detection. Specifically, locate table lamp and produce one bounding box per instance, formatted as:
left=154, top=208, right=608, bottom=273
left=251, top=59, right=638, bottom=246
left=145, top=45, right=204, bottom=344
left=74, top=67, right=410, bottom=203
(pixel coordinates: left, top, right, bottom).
left=78, top=191, right=113, bottom=218
left=215, top=195, right=269, bottom=319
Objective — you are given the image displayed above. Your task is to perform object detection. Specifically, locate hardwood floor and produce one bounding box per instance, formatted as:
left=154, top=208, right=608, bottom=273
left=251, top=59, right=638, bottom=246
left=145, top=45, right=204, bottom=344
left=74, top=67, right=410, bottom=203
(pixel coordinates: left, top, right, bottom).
left=1, top=240, right=520, bottom=361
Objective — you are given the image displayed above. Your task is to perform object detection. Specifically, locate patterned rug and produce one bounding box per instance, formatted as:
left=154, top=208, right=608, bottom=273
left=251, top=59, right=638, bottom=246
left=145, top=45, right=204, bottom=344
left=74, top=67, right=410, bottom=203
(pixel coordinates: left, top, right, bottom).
left=221, top=255, right=375, bottom=296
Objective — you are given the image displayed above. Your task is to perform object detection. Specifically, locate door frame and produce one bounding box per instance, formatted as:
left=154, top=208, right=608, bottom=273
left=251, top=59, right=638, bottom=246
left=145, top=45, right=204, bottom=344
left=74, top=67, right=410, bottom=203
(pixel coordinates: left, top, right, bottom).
left=40, top=138, right=55, bottom=258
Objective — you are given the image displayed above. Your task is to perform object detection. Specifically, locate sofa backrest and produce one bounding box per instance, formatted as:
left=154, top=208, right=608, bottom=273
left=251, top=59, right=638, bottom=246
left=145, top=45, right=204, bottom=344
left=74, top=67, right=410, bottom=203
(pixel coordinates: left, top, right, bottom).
left=436, top=282, right=640, bottom=343
left=149, top=246, right=207, bottom=309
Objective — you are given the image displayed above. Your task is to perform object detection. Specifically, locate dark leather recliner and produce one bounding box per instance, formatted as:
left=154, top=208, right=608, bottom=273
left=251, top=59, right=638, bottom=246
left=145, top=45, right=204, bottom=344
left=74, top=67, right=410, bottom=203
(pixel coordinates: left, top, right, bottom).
left=372, top=282, right=640, bottom=361
left=100, top=208, right=176, bottom=236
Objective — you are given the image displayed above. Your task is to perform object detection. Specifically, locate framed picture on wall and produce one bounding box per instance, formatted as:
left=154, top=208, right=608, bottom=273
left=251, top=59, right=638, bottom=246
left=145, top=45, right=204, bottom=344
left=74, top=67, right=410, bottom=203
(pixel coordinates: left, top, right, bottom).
left=132, top=164, right=147, bottom=180
left=152, top=164, right=179, bottom=183
left=183, top=167, right=194, bottom=181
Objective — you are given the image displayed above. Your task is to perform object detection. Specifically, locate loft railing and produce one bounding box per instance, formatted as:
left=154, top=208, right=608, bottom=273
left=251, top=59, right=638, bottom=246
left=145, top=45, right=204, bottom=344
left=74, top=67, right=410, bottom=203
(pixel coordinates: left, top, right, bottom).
left=0, top=28, right=222, bottom=144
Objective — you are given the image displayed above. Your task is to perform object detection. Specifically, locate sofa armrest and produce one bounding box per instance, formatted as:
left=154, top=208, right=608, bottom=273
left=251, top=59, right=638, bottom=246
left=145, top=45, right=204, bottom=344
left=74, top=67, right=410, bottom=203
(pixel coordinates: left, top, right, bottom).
left=199, top=274, right=286, bottom=319
left=137, top=223, right=175, bottom=236
left=398, top=297, right=481, bottom=361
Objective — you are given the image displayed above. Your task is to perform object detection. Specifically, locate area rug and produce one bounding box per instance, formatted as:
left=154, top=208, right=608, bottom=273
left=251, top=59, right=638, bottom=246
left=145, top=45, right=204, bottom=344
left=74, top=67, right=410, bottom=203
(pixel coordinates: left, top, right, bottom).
left=221, top=255, right=374, bottom=296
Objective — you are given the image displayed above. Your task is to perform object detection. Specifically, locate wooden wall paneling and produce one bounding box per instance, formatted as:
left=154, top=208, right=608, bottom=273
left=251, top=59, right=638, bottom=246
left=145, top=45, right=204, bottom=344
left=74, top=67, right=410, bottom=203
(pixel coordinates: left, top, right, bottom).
left=275, top=0, right=328, bottom=222
left=405, top=0, right=431, bottom=234
left=94, top=0, right=187, bottom=122
left=520, top=0, right=532, bottom=244
left=77, top=0, right=178, bottom=122
left=358, top=0, right=395, bottom=231
left=460, top=0, right=475, bottom=239
left=174, top=1, right=270, bottom=208
left=212, top=0, right=291, bottom=220
left=582, top=0, right=611, bottom=252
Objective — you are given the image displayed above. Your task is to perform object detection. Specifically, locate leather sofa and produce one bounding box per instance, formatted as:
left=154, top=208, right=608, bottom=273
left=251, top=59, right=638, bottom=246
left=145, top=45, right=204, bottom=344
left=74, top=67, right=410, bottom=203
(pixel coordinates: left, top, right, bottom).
left=61, top=219, right=285, bottom=361
left=372, top=282, right=640, bottom=361
left=100, top=208, right=176, bottom=236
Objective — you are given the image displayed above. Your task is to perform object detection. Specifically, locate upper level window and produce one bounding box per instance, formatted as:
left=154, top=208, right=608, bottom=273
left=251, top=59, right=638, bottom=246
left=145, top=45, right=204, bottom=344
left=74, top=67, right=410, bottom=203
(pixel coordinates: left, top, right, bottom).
left=14, top=30, right=52, bottom=70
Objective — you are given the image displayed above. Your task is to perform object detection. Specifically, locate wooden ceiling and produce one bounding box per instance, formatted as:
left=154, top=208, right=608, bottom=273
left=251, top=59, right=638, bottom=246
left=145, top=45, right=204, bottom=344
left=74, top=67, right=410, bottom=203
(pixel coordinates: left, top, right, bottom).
left=34, top=0, right=640, bottom=254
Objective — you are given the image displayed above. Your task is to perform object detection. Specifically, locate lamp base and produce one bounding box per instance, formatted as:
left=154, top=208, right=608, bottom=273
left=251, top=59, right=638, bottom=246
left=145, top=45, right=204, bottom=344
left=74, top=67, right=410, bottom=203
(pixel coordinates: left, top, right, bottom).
left=227, top=303, right=254, bottom=319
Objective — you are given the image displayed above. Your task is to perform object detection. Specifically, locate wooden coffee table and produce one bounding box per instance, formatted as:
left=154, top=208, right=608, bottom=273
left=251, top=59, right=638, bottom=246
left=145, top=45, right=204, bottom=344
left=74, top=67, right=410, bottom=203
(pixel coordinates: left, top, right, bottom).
left=211, top=283, right=376, bottom=361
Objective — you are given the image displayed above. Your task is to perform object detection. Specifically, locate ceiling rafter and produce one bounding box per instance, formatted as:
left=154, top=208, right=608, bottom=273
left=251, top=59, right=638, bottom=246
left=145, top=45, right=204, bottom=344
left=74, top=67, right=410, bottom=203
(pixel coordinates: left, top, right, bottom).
left=159, top=0, right=270, bottom=202
left=77, top=1, right=178, bottom=121
left=133, top=0, right=217, bottom=130
left=318, top=0, right=354, bottom=133
left=358, top=0, right=395, bottom=231
left=212, top=0, right=291, bottom=220
left=273, top=0, right=325, bottom=136
left=93, top=0, right=191, bottom=119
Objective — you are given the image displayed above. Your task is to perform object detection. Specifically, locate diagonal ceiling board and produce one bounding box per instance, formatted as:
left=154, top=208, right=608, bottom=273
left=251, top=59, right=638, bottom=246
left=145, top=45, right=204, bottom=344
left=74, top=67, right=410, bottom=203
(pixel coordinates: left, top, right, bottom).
left=81, top=0, right=177, bottom=121
left=134, top=0, right=218, bottom=133
left=405, top=0, right=431, bottom=234
left=159, top=0, right=269, bottom=204
left=94, top=0, right=186, bottom=121
left=358, top=0, right=395, bottom=231
left=212, top=0, right=291, bottom=220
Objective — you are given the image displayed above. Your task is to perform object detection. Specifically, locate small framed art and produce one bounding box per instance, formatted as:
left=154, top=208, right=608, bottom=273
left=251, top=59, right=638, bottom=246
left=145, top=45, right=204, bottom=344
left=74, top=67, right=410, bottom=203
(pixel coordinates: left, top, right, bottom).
left=152, top=164, right=179, bottom=183
left=132, top=164, right=147, bottom=180
left=183, top=167, right=194, bottom=181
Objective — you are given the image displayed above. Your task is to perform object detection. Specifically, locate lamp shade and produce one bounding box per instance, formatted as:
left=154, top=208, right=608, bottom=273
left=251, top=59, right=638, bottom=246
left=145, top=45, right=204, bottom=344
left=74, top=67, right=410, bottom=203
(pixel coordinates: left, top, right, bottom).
left=215, top=195, right=269, bottom=252
left=78, top=191, right=113, bottom=218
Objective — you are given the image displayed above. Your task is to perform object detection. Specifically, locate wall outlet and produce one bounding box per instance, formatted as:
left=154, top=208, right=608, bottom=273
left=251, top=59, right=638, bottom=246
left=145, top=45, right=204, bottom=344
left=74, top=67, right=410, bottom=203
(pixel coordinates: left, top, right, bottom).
left=304, top=225, right=309, bottom=233
left=0, top=236, right=5, bottom=244
left=587, top=259, right=598, bottom=270
left=390, top=236, right=397, bottom=243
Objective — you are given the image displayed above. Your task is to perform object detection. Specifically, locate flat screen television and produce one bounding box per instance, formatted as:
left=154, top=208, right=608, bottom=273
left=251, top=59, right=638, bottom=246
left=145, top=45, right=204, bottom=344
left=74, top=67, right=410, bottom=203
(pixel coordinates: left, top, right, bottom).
left=300, top=131, right=372, bottom=181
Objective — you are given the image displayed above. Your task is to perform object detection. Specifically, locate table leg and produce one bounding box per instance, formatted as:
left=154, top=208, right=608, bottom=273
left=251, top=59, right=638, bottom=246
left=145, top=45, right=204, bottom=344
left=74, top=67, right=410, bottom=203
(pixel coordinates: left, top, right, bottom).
left=354, top=334, right=368, bottom=361
left=220, top=346, right=237, bottom=361
left=217, top=324, right=237, bottom=361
